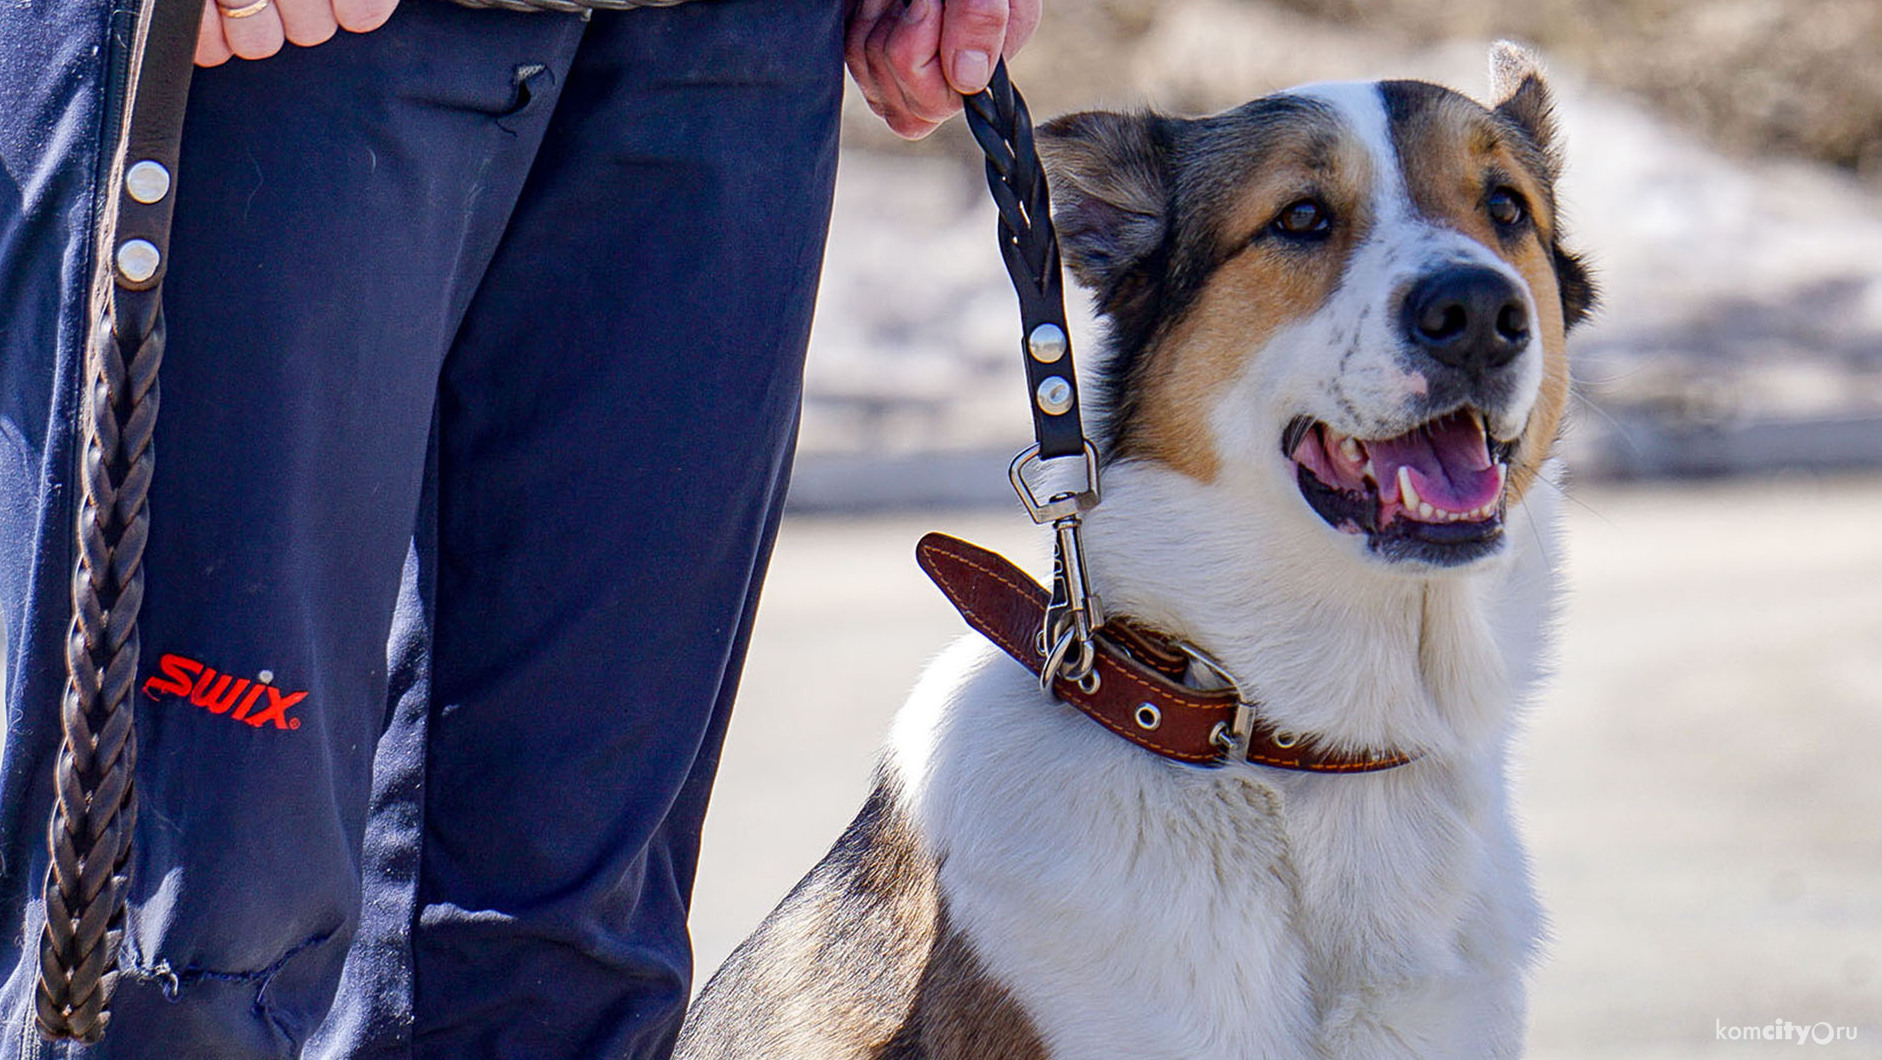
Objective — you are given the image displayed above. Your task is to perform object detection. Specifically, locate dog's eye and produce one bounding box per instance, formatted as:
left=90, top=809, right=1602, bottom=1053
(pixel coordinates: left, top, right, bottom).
left=1271, top=199, right=1331, bottom=238
left=1487, top=188, right=1526, bottom=228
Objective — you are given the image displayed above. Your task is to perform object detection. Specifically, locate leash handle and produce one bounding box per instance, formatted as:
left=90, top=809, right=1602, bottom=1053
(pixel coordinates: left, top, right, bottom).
left=960, top=61, right=1088, bottom=463
left=37, top=0, right=196, bottom=1041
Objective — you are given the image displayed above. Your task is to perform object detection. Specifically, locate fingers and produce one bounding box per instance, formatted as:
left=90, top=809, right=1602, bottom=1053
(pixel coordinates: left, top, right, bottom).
left=331, top=0, right=398, bottom=34
left=849, top=0, right=947, bottom=140
left=846, top=0, right=1037, bottom=139
left=195, top=0, right=233, bottom=66
left=845, top=0, right=895, bottom=112
left=275, top=0, right=338, bottom=48
left=193, top=0, right=392, bottom=66
left=867, top=0, right=952, bottom=138
left=1003, top=0, right=1041, bottom=59
left=938, top=0, right=1007, bottom=95
left=214, top=0, right=286, bottom=62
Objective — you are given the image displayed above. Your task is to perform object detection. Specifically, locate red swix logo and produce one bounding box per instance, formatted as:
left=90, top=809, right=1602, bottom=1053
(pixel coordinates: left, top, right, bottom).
left=142, top=654, right=306, bottom=731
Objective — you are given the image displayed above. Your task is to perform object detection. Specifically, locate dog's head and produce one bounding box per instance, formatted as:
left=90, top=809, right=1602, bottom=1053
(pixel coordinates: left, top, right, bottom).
left=1040, top=43, right=1595, bottom=572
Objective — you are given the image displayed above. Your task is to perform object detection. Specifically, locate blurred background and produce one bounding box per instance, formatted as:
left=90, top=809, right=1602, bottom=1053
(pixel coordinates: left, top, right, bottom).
left=693, top=2, right=1882, bottom=1056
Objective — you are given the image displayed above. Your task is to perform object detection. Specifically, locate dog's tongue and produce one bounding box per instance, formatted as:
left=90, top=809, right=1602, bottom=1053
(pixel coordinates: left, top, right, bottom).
left=1369, top=412, right=1501, bottom=518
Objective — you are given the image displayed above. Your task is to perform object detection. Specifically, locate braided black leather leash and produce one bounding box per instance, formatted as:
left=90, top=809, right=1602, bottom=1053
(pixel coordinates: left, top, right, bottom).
left=958, top=61, right=1087, bottom=463
left=35, top=0, right=198, bottom=1041
left=955, top=60, right=1108, bottom=690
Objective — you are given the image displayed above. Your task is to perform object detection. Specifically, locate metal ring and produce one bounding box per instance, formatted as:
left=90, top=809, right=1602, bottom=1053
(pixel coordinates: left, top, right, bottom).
left=1272, top=730, right=1301, bottom=749
left=1040, top=627, right=1075, bottom=693
left=1209, top=721, right=1233, bottom=752
left=1040, top=626, right=1102, bottom=695
left=217, top=0, right=271, bottom=18
left=1134, top=703, right=1161, bottom=731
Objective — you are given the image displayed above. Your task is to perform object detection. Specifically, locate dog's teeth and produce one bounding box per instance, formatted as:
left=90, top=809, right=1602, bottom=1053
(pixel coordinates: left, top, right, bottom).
left=1363, top=460, right=1376, bottom=482
left=1396, top=466, right=1418, bottom=509
left=1418, top=502, right=1435, bottom=519
left=1494, top=463, right=1508, bottom=492
left=1339, top=437, right=1362, bottom=463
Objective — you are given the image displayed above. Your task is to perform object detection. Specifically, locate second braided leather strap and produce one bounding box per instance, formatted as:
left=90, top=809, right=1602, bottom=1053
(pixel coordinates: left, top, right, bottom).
left=36, top=0, right=198, bottom=1038
left=37, top=318, right=160, bottom=1043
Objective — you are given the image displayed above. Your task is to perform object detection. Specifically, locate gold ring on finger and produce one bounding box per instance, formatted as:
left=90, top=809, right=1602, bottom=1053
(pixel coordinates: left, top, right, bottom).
left=217, top=0, right=271, bottom=18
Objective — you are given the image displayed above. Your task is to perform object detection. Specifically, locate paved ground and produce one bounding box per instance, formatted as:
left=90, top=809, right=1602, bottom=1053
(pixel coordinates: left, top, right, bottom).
left=690, top=474, right=1882, bottom=1057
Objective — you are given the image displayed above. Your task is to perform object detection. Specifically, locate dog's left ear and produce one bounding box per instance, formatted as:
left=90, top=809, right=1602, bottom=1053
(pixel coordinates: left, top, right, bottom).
left=1489, top=41, right=1558, bottom=166
left=1491, top=41, right=1597, bottom=328
left=1037, top=110, right=1173, bottom=316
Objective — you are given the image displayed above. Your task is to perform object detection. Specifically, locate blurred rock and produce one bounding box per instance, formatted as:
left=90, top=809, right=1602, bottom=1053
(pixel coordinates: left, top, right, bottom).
left=1263, top=0, right=1882, bottom=181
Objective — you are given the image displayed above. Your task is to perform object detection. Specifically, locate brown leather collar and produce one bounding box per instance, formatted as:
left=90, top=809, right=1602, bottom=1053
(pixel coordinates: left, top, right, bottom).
left=916, top=533, right=1418, bottom=773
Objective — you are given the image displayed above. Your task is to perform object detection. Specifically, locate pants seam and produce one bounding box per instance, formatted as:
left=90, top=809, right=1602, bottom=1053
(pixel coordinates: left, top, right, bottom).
left=121, top=928, right=335, bottom=1039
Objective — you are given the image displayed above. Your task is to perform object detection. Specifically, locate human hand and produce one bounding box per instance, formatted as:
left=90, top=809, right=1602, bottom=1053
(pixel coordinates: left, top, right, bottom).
left=195, top=0, right=399, bottom=66
left=846, top=0, right=1043, bottom=140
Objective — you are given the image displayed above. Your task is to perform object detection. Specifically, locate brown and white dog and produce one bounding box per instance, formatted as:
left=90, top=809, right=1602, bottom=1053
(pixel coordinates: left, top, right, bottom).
left=678, top=42, right=1594, bottom=1060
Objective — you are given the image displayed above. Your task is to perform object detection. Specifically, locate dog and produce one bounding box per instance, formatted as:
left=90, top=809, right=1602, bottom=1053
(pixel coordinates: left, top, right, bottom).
left=677, top=41, right=1595, bottom=1060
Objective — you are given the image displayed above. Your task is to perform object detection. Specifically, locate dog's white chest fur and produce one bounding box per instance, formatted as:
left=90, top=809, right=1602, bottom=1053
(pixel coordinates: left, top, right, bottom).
left=887, top=463, right=1561, bottom=1060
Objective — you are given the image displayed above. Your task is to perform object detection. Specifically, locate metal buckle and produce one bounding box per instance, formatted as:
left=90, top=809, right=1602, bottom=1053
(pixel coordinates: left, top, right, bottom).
left=1178, top=641, right=1257, bottom=762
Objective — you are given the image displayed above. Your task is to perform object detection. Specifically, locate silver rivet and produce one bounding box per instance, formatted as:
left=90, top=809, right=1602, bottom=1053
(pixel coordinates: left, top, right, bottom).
left=1035, top=375, right=1074, bottom=416
left=1027, top=322, right=1067, bottom=364
left=258, top=670, right=274, bottom=684
left=125, top=160, right=171, bottom=204
left=1134, top=703, right=1162, bottom=731
left=1272, top=730, right=1300, bottom=749
left=116, top=239, right=161, bottom=283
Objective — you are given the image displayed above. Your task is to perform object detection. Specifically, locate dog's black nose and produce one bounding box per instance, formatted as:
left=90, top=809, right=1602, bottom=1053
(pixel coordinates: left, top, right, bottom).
left=1402, top=266, right=1530, bottom=374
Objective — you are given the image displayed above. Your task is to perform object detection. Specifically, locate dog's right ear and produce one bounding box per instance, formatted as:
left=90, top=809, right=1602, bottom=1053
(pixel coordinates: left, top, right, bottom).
left=1489, top=41, right=1559, bottom=168
left=1037, top=111, right=1171, bottom=313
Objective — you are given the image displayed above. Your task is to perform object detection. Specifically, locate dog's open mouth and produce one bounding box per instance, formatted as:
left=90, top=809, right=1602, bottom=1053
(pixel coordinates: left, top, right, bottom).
left=1285, top=410, right=1514, bottom=565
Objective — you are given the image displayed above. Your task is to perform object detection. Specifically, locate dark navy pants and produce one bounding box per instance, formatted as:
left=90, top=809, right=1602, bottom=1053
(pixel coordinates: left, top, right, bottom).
left=0, top=0, right=842, bottom=1054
